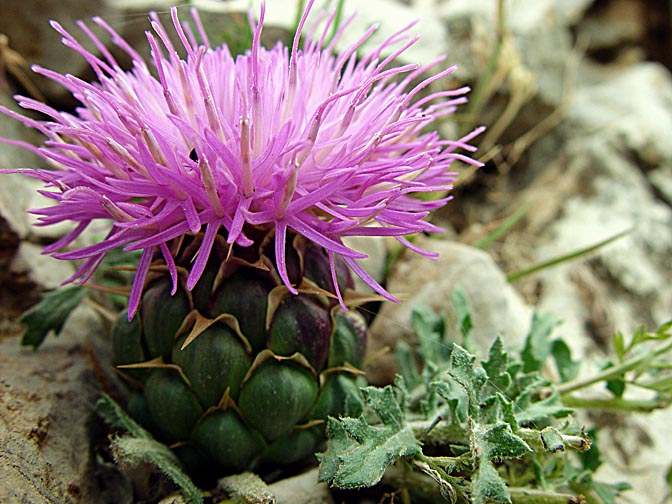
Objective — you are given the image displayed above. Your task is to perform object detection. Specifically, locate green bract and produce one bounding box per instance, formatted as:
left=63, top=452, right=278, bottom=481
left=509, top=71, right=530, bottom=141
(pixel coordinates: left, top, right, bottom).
left=112, top=231, right=367, bottom=478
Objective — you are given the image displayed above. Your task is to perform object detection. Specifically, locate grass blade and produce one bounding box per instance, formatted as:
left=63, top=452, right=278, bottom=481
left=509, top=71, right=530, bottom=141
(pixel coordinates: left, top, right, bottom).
left=507, top=229, right=631, bottom=283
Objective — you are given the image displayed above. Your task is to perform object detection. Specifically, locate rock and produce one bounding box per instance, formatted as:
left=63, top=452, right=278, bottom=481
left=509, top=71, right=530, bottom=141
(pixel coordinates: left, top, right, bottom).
left=0, top=0, right=112, bottom=106
left=0, top=303, right=126, bottom=504
left=511, top=60, right=672, bottom=503
left=440, top=0, right=591, bottom=33
left=649, top=165, right=672, bottom=205
left=0, top=173, right=37, bottom=242
left=0, top=88, right=71, bottom=316
left=575, top=0, right=646, bottom=53
left=269, top=468, right=333, bottom=504
left=185, top=0, right=449, bottom=66
left=573, top=63, right=672, bottom=165
left=366, top=238, right=532, bottom=384
left=216, top=469, right=333, bottom=504
left=590, top=407, right=672, bottom=504
left=343, top=236, right=389, bottom=293
left=0, top=84, right=42, bottom=241
left=218, top=472, right=276, bottom=503
left=528, top=62, right=672, bottom=347
left=10, top=242, right=74, bottom=291
left=437, top=0, right=592, bottom=105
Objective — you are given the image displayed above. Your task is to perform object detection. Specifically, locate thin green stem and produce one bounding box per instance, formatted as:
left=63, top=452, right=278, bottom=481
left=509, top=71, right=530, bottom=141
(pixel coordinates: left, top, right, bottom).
left=383, top=460, right=470, bottom=503
left=560, top=395, right=671, bottom=413
left=507, top=229, right=630, bottom=282
left=385, top=463, right=583, bottom=504
left=409, top=419, right=468, bottom=447
left=557, top=338, right=672, bottom=395
left=509, top=487, right=583, bottom=504
left=517, top=428, right=591, bottom=453
left=474, top=204, right=529, bottom=249
left=459, top=0, right=505, bottom=135
left=420, top=454, right=465, bottom=466
left=326, top=0, right=346, bottom=46
left=400, top=487, right=412, bottom=504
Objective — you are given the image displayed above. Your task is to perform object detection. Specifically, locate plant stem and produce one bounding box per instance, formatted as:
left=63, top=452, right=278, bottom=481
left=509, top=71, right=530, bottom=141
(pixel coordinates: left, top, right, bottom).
left=557, top=338, right=672, bottom=395
left=326, top=0, right=346, bottom=46
left=507, top=229, right=630, bottom=283
left=509, top=487, right=583, bottom=503
left=561, top=395, right=671, bottom=413
left=383, top=463, right=470, bottom=504
left=293, top=0, right=306, bottom=33
left=474, top=204, right=529, bottom=250
left=384, top=465, right=583, bottom=504
left=459, top=0, right=505, bottom=136
left=409, top=419, right=467, bottom=446
left=517, top=428, right=591, bottom=452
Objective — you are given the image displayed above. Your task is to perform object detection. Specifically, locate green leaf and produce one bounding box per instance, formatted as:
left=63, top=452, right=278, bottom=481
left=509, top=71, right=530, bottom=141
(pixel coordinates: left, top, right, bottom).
left=612, top=330, right=626, bottom=361
left=318, top=418, right=351, bottom=483
left=586, top=479, right=631, bottom=504
left=633, top=323, right=672, bottom=345
left=471, top=423, right=530, bottom=503
left=362, top=386, right=405, bottom=429
left=96, top=393, right=152, bottom=439
left=657, top=320, right=672, bottom=336
left=96, top=394, right=203, bottom=504
left=111, top=437, right=203, bottom=504
left=496, top=393, right=517, bottom=430
left=577, top=428, right=601, bottom=473
left=600, top=361, right=626, bottom=398
left=395, top=341, right=422, bottom=389
left=605, top=378, right=626, bottom=398
left=521, top=312, right=562, bottom=373
left=540, top=427, right=565, bottom=453
left=514, top=372, right=549, bottom=398
left=551, top=339, right=580, bottom=383
left=476, top=422, right=531, bottom=460
left=472, top=461, right=511, bottom=504
left=449, top=344, right=488, bottom=417
left=370, top=304, right=646, bottom=502
left=612, top=320, right=672, bottom=362
left=482, top=336, right=512, bottom=393
left=572, top=473, right=630, bottom=504
left=452, top=287, right=474, bottom=350
left=515, top=391, right=572, bottom=425
left=411, top=305, right=450, bottom=366
left=19, top=286, right=86, bottom=349
left=641, top=374, right=672, bottom=393
left=318, top=385, right=422, bottom=489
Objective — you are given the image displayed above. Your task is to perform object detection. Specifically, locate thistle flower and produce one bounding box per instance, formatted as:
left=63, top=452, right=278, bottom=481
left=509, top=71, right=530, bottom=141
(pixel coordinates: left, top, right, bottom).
left=2, top=1, right=486, bottom=478
left=1, top=1, right=483, bottom=318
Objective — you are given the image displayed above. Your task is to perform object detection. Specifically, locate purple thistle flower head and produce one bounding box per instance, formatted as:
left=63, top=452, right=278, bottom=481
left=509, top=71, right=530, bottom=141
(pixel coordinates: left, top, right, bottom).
left=1, top=1, right=483, bottom=318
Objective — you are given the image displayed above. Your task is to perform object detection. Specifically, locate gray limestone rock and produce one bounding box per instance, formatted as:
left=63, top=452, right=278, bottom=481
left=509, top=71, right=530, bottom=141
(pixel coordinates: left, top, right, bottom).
left=10, top=242, right=74, bottom=291
left=0, top=0, right=111, bottom=106
left=367, top=238, right=532, bottom=384
left=269, top=468, right=333, bottom=504
left=0, top=304, right=129, bottom=504
left=515, top=61, right=672, bottom=503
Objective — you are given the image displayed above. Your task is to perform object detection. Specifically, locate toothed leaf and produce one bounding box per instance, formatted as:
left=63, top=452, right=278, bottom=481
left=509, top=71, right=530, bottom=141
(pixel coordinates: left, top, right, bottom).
left=521, top=312, right=561, bottom=373
left=318, top=385, right=421, bottom=489
left=19, top=286, right=86, bottom=349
